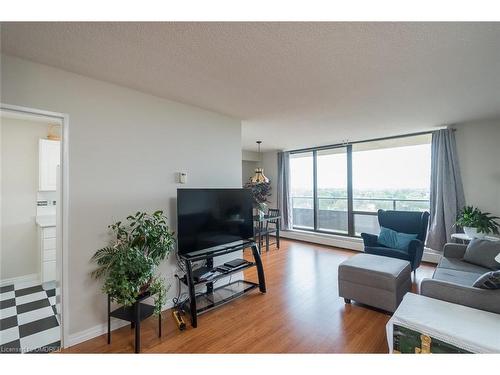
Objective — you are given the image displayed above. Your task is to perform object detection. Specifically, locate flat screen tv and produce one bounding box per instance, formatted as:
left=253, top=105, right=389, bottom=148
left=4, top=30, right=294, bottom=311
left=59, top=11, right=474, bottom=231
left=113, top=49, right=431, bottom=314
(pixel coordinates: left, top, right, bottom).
left=177, top=188, right=254, bottom=255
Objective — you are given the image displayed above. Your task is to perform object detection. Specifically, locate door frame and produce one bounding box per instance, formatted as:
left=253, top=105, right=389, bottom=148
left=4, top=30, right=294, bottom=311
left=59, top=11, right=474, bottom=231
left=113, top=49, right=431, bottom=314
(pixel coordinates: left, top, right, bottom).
left=0, top=103, right=70, bottom=348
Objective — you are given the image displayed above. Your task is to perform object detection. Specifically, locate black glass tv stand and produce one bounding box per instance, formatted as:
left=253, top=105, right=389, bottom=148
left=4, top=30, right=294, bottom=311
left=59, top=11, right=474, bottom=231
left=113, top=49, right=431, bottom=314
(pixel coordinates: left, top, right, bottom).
left=179, top=241, right=266, bottom=328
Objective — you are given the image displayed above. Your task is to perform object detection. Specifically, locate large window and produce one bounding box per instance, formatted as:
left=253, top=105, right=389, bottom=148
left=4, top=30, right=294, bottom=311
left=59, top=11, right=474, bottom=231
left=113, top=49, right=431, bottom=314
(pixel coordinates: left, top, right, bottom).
left=317, top=148, right=348, bottom=234
left=290, top=134, right=431, bottom=237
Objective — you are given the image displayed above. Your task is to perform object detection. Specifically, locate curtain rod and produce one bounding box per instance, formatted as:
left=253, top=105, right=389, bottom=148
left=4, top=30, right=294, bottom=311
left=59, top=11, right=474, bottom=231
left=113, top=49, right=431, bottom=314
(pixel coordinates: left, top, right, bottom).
left=287, top=128, right=449, bottom=154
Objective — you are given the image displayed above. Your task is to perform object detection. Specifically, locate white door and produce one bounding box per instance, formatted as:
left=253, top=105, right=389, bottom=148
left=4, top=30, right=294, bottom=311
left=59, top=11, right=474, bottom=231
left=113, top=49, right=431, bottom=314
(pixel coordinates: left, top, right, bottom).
left=55, top=164, right=62, bottom=317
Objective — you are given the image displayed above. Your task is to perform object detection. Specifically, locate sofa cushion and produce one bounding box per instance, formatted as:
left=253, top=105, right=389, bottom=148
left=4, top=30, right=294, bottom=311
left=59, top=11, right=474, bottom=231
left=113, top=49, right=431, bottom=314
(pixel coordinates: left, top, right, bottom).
left=463, top=239, right=500, bottom=270
left=438, top=257, right=490, bottom=274
left=472, top=270, right=500, bottom=290
left=432, top=267, right=483, bottom=287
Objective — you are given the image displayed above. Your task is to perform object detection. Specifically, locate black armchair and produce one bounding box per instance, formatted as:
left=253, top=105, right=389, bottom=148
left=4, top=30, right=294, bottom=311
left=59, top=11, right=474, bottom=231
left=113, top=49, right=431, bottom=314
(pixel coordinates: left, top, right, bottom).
left=361, top=209, right=430, bottom=274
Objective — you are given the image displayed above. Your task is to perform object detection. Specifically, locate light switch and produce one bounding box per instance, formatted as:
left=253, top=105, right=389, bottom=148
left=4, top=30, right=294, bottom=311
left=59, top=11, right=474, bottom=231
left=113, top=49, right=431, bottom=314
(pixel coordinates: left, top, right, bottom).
left=178, top=172, right=187, bottom=184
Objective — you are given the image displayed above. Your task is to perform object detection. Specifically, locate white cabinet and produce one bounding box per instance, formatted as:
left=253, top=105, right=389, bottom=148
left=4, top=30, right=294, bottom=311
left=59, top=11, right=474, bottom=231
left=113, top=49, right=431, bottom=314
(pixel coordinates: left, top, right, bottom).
left=39, top=139, right=61, bottom=191
left=39, top=226, right=57, bottom=283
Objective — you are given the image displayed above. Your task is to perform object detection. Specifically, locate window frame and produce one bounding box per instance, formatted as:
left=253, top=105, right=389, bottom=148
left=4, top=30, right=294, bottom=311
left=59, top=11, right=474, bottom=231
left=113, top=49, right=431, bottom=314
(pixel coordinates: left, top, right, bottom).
left=289, top=131, right=432, bottom=237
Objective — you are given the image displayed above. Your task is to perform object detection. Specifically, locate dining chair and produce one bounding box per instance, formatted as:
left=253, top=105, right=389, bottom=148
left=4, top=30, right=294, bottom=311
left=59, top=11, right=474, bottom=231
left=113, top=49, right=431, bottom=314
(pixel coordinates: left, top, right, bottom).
left=255, top=208, right=280, bottom=251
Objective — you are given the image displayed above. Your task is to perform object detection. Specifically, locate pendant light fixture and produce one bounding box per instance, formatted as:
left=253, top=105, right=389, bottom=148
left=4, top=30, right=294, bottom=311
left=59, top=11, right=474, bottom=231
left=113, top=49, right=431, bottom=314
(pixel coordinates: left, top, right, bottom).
left=251, top=140, right=269, bottom=184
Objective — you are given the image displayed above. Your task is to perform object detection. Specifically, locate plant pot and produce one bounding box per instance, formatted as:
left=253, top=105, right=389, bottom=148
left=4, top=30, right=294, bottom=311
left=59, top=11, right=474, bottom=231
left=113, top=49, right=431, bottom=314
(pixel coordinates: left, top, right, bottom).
left=463, top=226, right=486, bottom=239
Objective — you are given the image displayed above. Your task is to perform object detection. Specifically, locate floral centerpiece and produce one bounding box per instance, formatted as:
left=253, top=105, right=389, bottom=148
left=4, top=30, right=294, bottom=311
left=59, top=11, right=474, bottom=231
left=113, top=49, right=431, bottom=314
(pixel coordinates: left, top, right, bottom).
left=244, top=180, right=272, bottom=217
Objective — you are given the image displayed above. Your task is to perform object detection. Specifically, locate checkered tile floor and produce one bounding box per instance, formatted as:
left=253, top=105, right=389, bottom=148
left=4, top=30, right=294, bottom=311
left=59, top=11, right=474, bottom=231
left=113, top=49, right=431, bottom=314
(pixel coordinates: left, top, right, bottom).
left=0, top=281, right=60, bottom=353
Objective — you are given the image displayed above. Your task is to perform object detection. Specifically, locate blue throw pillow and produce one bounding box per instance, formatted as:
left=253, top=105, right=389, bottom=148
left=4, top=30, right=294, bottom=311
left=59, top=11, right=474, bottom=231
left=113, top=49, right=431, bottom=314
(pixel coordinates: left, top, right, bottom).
left=378, top=227, right=398, bottom=248
left=378, top=227, right=418, bottom=251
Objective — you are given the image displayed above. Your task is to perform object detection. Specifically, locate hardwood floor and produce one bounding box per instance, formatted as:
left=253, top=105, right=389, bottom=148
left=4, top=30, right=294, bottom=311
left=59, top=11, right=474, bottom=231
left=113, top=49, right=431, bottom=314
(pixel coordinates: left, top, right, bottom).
left=64, top=239, right=435, bottom=353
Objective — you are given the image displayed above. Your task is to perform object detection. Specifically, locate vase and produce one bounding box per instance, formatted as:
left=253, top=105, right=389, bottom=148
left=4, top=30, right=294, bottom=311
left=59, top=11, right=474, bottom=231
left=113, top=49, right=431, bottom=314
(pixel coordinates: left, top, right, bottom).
left=257, top=202, right=267, bottom=218
left=463, top=226, right=486, bottom=239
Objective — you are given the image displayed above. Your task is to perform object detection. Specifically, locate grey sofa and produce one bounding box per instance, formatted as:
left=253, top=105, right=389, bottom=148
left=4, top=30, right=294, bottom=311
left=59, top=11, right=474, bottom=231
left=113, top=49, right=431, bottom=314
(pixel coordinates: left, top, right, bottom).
left=420, top=243, right=500, bottom=314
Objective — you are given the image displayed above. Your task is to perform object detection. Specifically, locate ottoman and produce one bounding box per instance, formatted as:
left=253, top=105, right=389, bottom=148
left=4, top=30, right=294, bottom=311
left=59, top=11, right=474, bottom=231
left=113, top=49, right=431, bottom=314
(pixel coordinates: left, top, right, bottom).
left=338, top=253, right=411, bottom=312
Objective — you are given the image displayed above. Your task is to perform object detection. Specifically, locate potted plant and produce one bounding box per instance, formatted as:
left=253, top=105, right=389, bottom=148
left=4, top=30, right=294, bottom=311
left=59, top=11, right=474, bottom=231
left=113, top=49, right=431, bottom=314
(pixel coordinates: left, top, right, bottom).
left=456, top=206, right=500, bottom=239
left=91, top=210, right=175, bottom=315
left=244, top=180, right=272, bottom=217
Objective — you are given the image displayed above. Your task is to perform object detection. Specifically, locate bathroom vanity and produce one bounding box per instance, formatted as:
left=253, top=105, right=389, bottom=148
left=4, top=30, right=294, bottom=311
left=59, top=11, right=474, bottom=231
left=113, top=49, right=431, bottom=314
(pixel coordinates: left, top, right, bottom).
left=36, top=216, right=57, bottom=283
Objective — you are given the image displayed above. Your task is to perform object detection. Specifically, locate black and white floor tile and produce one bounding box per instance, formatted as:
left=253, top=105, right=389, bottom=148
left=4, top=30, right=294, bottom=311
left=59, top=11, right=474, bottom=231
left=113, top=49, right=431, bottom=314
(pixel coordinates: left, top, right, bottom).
left=0, top=281, right=60, bottom=353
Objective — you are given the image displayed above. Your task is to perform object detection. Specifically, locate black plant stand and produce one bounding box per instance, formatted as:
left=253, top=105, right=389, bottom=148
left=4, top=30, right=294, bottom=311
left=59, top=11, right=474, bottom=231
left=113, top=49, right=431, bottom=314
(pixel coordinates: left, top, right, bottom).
left=107, top=292, right=161, bottom=353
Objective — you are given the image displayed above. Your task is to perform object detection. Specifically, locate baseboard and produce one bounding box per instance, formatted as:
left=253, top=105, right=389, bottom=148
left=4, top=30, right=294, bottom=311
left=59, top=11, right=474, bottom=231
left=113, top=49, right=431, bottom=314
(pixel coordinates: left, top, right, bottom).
left=280, top=230, right=441, bottom=264
left=66, top=319, right=129, bottom=348
left=66, top=300, right=175, bottom=348
left=0, top=273, right=40, bottom=287
left=280, top=230, right=364, bottom=251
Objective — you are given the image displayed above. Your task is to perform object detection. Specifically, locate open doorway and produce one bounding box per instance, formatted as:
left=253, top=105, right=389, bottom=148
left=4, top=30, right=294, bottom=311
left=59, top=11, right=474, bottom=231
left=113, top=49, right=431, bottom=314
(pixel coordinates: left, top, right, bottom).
left=0, top=105, right=67, bottom=353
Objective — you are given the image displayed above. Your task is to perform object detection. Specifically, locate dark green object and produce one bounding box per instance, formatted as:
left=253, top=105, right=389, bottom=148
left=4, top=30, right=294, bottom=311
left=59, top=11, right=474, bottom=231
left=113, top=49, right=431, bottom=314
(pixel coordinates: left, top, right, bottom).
left=91, top=210, right=175, bottom=315
left=393, top=324, right=471, bottom=354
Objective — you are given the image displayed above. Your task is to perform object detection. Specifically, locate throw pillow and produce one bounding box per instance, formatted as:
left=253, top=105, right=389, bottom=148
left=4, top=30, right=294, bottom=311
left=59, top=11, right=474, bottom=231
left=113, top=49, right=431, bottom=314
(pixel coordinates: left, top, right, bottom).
left=463, top=238, right=500, bottom=270
left=472, top=270, right=500, bottom=290
left=378, top=227, right=418, bottom=251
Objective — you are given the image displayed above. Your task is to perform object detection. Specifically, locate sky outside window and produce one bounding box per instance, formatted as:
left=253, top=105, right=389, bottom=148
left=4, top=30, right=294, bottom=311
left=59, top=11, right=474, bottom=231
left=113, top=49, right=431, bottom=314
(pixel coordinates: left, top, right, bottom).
left=352, top=144, right=431, bottom=192
left=291, top=143, right=431, bottom=195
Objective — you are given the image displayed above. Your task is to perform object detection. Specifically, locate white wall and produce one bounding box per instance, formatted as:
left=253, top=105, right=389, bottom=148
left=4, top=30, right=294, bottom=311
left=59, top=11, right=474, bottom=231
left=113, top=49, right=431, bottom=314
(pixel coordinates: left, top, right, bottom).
left=455, top=119, right=500, bottom=216
left=242, top=150, right=260, bottom=162
left=261, top=151, right=279, bottom=208
left=1, top=55, right=242, bottom=338
left=242, top=150, right=260, bottom=185
left=0, top=117, right=51, bottom=280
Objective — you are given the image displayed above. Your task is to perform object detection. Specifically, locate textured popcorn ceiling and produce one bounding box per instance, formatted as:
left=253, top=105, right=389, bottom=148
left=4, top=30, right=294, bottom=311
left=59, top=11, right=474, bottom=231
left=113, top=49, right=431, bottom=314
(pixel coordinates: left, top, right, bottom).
left=2, top=22, right=500, bottom=151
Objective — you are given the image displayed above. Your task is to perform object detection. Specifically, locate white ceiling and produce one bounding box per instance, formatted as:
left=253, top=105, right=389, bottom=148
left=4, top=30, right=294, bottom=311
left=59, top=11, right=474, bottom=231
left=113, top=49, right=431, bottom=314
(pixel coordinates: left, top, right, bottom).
left=2, top=22, right=500, bottom=151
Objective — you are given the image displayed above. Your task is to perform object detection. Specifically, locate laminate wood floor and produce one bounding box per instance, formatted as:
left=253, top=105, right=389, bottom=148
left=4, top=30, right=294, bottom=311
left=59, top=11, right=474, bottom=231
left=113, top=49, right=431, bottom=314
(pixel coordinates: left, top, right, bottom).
left=64, top=239, right=435, bottom=353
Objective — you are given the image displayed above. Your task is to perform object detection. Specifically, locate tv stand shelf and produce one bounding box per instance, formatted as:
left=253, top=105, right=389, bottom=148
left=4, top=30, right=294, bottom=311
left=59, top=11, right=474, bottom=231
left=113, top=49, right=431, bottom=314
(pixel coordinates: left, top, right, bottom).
left=195, top=279, right=258, bottom=314
left=180, top=241, right=266, bottom=328
left=180, top=261, right=257, bottom=287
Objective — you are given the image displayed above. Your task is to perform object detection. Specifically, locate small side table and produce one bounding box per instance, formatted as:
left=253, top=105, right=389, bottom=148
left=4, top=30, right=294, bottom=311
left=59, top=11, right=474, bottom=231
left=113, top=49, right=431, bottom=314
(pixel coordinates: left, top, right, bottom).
left=107, top=292, right=161, bottom=353
left=450, top=233, right=472, bottom=244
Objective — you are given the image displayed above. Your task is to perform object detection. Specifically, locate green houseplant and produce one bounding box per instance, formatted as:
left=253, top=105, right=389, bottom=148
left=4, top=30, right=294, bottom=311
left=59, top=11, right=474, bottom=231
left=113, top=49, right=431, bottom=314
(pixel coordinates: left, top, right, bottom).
left=91, top=210, right=175, bottom=315
left=456, top=206, right=500, bottom=238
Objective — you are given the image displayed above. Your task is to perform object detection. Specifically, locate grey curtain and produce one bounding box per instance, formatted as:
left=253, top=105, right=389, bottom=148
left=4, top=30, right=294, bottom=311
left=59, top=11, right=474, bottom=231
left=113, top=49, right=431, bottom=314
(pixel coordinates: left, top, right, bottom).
left=277, top=151, right=292, bottom=230
left=426, top=129, right=465, bottom=251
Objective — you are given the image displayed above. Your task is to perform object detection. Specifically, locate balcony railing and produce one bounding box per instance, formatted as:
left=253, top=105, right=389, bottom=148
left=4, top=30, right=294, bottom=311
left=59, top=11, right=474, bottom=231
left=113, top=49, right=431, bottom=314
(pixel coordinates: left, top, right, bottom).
left=291, top=196, right=430, bottom=235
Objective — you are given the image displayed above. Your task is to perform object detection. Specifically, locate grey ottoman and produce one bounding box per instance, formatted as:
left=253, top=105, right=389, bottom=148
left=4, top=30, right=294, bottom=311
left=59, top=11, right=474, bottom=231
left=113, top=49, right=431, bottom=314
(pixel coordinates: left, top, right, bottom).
left=338, top=253, right=411, bottom=312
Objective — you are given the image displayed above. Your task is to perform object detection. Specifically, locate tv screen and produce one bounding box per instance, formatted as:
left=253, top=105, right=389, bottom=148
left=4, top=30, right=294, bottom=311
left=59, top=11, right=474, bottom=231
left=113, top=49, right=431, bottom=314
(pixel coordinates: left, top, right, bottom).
left=177, top=188, right=254, bottom=255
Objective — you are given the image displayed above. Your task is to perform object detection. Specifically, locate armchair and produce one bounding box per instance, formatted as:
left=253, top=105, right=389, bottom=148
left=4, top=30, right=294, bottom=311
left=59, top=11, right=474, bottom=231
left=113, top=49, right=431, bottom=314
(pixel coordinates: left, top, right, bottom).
left=361, top=209, right=430, bottom=274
